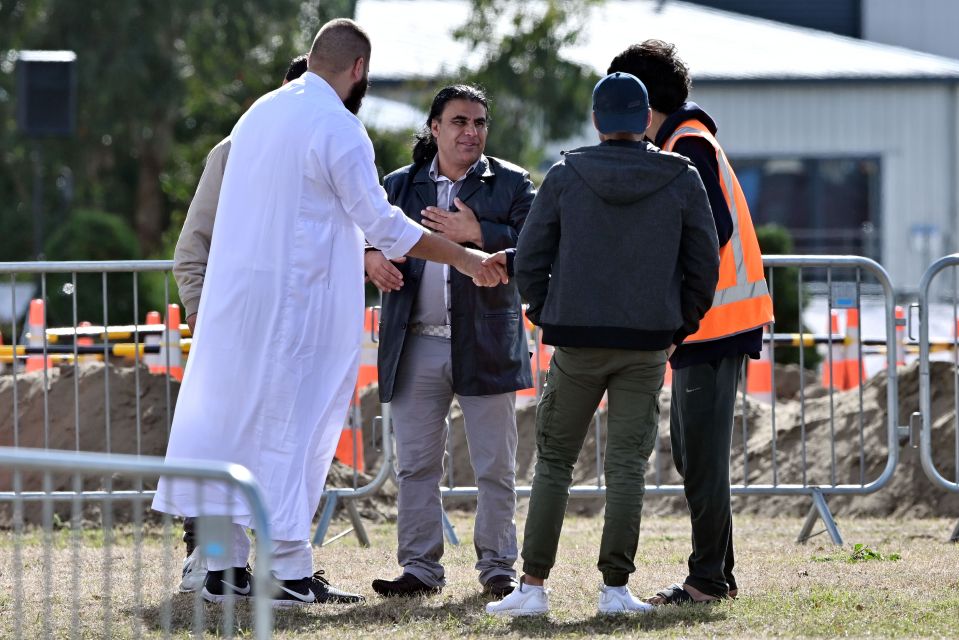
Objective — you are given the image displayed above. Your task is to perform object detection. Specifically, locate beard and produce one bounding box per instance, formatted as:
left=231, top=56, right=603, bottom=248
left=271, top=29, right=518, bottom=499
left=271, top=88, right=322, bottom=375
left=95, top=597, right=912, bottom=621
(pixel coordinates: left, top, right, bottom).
left=343, top=76, right=369, bottom=115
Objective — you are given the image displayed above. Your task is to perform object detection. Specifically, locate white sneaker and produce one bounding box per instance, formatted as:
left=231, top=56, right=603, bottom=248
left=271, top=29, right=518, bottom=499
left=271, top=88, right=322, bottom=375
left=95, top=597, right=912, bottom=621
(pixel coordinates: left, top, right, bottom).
left=485, top=579, right=549, bottom=616
left=178, top=549, right=208, bottom=593
left=598, top=584, right=654, bottom=615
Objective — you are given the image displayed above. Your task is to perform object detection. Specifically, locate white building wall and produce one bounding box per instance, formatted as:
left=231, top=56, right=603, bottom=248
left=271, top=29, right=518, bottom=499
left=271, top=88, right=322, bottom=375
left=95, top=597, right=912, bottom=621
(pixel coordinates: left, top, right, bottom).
left=690, top=82, right=959, bottom=292
left=864, top=0, right=959, bottom=61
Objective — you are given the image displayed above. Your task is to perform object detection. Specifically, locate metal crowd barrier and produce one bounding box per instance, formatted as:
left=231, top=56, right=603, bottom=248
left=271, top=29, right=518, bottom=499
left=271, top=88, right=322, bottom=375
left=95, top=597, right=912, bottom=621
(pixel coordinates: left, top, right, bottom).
left=0, top=260, right=389, bottom=548
left=916, top=253, right=959, bottom=542
left=0, top=260, right=178, bottom=464
left=0, top=447, right=273, bottom=639
left=2, top=258, right=949, bottom=551
left=427, top=255, right=901, bottom=546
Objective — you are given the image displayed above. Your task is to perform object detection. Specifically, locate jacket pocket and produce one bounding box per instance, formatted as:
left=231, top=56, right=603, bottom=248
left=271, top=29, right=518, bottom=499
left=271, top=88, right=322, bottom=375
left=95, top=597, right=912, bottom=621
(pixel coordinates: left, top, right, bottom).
left=472, top=311, right=523, bottom=382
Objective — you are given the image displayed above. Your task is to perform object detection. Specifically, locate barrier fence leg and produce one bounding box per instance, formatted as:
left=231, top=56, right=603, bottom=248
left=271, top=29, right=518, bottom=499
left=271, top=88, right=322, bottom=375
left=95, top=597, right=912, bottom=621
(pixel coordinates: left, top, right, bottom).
left=796, top=489, right=843, bottom=546
left=344, top=498, right=370, bottom=548
left=312, top=492, right=339, bottom=547
left=950, top=518, right=959, bottom=543
left=441, top=507, right=460, bottom=546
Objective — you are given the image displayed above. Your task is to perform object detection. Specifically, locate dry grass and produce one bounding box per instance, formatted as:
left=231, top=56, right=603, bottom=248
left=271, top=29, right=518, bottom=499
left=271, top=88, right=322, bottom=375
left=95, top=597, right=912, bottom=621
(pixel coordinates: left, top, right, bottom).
left=2, top=513, right=958, bottom=638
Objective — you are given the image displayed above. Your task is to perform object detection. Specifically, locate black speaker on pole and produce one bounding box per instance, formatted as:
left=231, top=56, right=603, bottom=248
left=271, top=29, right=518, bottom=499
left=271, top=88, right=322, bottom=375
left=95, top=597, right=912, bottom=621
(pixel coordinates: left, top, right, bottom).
left=16, top=50, right=77, bottom=138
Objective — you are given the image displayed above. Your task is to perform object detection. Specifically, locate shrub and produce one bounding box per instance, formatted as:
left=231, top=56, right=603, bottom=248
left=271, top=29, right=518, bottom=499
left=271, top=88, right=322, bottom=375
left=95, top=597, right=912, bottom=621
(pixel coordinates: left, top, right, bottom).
left=42, top=209, right=155, bottom=329
left=757, top=224, right=821, bottom=369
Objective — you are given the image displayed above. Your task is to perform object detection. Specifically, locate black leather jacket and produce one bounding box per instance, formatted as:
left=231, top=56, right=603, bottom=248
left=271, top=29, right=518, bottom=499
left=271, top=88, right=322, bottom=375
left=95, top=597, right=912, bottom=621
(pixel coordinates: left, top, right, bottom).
left=374, top=155, right=535, bottom=401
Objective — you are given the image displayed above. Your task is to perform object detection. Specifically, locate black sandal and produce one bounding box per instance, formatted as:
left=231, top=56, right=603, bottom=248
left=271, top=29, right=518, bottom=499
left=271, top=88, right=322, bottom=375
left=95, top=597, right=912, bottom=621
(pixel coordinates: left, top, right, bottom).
left=650, top=583, right=693, bottom=605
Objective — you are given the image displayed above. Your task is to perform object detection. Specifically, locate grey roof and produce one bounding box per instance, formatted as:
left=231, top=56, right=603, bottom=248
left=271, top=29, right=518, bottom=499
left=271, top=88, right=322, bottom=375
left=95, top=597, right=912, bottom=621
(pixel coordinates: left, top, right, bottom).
left=358, top=95, right=426, bottom=131
left=357, top=0, right=959, bottom=83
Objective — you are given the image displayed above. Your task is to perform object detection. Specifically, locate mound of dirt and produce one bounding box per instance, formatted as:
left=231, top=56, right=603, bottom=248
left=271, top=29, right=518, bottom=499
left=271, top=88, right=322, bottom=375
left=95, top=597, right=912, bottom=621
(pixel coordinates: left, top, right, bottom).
left=421, top=361, right=959, bottom=519
left=2, top=359, right=957, bottom=527
left=0, top=363, right=398, bottom=525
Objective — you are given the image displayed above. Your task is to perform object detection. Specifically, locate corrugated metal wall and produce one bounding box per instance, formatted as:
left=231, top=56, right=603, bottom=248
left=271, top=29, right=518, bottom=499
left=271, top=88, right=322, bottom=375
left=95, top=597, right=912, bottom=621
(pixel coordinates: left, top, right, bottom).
left=692, top=82, right=959, bottom=291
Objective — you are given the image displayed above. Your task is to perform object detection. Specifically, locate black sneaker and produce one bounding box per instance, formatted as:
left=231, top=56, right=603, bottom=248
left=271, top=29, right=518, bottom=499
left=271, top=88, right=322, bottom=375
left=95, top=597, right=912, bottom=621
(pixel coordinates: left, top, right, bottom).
left=272, top=570, right=365, bottom=607
left=311, top=570, right=365, bottom=604
left=201, top=566, right=253, bottom=603
left=483, top=574, right=518, bottom=599
left=371, top=572, right=442, bottom=598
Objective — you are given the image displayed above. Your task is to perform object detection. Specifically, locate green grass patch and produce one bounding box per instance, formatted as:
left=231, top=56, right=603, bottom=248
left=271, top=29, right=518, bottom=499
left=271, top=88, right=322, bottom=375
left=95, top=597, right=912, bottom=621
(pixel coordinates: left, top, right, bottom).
left=1, top=515, right=956, bottom=638
left=811, top=542, right=903, bottom=563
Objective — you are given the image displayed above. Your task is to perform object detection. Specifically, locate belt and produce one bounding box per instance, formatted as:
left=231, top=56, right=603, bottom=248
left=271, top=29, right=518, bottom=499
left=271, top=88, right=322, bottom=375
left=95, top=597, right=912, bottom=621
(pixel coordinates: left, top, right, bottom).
left=408, top=323, right=451, bottom=339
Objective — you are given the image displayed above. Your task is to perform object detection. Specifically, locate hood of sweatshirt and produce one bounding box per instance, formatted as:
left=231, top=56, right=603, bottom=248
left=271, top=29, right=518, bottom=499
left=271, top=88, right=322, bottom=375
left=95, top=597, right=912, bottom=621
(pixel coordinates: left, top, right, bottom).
left=653, top=101, right=718, bottom=147
left=562, top=140, right=692, bottom=206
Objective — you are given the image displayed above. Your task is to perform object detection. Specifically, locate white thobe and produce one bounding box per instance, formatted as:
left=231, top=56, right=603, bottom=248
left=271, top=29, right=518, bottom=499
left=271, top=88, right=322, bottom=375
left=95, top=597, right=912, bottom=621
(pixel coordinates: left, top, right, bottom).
left=152, top=72, right=423, bottom=542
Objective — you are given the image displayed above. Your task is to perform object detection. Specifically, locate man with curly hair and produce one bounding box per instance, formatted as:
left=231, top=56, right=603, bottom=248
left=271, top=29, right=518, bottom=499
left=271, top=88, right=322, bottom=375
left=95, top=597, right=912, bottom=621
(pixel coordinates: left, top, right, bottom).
left=608, top=40, right=773, bottom=606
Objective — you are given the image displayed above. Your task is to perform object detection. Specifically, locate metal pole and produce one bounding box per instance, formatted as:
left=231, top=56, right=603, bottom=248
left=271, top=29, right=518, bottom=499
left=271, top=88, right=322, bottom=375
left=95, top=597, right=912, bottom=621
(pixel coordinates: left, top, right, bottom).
left=31, top=144, right=44, bottom=260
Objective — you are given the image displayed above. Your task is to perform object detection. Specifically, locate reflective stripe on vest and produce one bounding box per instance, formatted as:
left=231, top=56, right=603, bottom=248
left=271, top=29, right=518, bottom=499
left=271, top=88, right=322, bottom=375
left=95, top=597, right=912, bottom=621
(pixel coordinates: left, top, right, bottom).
left=665, top=123, right=773, bottom=342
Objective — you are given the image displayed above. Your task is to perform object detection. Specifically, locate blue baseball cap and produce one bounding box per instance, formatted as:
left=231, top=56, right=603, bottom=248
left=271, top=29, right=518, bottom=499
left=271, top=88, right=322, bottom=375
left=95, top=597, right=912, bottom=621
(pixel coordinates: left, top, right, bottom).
left=592, top=72, right=650, bottom=135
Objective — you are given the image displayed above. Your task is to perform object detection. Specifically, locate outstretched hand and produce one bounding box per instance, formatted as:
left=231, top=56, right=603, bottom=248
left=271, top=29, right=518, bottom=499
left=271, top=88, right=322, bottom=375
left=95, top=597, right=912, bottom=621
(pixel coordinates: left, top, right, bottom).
left=457, top=248, right=508, bottom=287
left=482, top=251, right=508, bottom=269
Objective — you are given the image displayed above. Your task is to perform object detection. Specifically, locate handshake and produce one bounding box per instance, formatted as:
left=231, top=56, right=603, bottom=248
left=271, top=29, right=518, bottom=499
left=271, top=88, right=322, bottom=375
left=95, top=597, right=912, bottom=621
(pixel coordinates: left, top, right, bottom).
left=365, top=249, right=512, bottom=291
left=462, top=248, right=511, bottom=287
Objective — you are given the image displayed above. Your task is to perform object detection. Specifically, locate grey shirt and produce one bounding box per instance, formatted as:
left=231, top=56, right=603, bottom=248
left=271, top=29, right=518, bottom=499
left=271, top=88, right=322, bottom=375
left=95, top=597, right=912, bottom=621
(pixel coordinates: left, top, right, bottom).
left=173, top=137, right=231, bottom=318
left=410, top=156, right=480, bottom=328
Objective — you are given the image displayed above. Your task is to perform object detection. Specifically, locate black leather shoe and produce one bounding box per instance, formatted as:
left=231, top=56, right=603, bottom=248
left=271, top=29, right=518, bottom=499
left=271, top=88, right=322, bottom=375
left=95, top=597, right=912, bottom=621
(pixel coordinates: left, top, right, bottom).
left=371, top=573, right=442, bottom=598
left=483, top=574, right=517, bottom=599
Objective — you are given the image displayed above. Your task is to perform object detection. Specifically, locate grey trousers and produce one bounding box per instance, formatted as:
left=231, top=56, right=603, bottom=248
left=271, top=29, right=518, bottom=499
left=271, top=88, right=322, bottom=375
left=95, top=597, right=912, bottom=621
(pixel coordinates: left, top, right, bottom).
left=391, top=334, right=518, bottom=587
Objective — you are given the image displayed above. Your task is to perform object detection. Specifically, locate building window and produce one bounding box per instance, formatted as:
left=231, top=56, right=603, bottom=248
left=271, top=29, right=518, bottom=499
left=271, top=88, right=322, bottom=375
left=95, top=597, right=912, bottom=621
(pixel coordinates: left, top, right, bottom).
left=733, top=156, right=881, bottom=259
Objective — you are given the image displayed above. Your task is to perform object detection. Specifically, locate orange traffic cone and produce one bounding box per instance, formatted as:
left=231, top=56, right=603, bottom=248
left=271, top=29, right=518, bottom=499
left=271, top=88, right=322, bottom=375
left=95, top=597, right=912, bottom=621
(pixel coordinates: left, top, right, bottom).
left=356, top=307, right=378, bottom=389
left=334, top=392, right=366, bottom=473
left=746, top=329, right=773, bottom=404
left=822, top=310, right=846, bottom=390
left=894, top=305, right=906, bottom=368
left=335, top=307, right=378, bottom=472
left=145, top=310, right=162, bottom=374
left=518, top=309, right=539, bottom=399
left=156, top=304, right=184, bottom=381
left=77, top=321, right=96, bottom=363
left=842, top=308, right=866, bottom=387
left=25, top=298, right=52, bottom=372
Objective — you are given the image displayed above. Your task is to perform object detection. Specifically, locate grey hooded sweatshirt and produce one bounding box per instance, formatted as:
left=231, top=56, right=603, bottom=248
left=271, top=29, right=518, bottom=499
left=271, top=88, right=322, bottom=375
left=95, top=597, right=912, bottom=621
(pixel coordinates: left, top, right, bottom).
left=515, top=140, right=719, bottom=350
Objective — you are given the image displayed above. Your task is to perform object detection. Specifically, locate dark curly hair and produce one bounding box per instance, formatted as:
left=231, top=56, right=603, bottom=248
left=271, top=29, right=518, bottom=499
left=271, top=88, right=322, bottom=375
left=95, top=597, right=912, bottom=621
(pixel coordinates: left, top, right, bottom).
left=285, top=54, right=308, bottom=82
left=607, top=40, right=691, bottom=115
left=412, top=84, right=489, bottom=165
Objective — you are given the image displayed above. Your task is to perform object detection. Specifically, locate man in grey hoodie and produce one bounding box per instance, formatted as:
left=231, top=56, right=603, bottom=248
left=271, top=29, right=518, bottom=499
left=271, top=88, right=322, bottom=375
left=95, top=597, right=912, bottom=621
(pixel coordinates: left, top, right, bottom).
left=485, top=72, right=719, bottom=617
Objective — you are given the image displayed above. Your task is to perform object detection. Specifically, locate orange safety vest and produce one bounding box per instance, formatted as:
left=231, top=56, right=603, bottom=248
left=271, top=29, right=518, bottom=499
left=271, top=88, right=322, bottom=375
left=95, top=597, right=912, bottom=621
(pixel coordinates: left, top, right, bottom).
left=664, top=120, right=773, bottom=342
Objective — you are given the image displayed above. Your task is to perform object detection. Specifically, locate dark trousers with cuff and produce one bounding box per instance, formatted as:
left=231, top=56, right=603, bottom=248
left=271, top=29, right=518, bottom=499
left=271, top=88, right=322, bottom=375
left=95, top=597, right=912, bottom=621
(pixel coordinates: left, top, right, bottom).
left=520, top=346, right=666, bottom=587
left=183, top=517, right=196, bottom=556
left=669, top=354, right=744, bottom=598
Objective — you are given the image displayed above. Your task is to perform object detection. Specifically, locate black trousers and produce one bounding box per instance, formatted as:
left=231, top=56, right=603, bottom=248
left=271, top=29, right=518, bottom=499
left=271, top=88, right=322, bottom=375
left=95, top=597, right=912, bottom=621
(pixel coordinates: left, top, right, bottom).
left=669, top=354, right=743, bottom=598
left=183, top=517, right=196, bottom=556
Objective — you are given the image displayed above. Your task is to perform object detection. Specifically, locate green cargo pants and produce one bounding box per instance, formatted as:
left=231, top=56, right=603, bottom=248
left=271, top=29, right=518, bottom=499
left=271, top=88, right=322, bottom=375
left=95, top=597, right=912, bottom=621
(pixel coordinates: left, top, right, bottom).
left=521, top=346, right=666, bottom=587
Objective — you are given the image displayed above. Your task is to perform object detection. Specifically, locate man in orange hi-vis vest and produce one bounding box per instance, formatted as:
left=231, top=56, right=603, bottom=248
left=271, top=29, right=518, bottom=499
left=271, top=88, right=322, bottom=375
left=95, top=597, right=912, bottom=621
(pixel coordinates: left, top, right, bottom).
left=609, top=40, right=773, bottom=606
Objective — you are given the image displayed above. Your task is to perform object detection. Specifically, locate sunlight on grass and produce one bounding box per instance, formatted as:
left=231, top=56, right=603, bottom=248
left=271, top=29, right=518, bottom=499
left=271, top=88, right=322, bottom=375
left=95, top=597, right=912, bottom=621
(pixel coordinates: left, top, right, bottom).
left=1, top=514, right=957, bottom=638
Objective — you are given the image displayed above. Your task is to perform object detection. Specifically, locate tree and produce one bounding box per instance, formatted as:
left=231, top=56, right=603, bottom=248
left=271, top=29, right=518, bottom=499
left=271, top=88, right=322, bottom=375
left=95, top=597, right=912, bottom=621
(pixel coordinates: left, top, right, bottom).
left=318, top=0, right=358, bottom=23
left=453, top=0, right=601, bottom=169
left=0, top=0, right=316, bottom=255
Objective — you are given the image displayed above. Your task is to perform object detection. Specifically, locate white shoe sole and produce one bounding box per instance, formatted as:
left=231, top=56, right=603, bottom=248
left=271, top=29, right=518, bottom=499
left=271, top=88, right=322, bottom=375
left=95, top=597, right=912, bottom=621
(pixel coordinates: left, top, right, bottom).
left=270, top=598, right=316, bottom=608
left=178, top=575, right=208, bottom=593
left=200, top=589, right=253, bottom=604
left=598, top=605, right=653, bottom=615
left=486, top=606, right=548, bottom=617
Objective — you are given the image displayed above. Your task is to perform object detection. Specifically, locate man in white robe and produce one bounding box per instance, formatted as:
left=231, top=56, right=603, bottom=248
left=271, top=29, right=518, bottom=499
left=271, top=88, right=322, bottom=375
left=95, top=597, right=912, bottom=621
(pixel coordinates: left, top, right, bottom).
left=153, top=19, right=504, bottom=606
